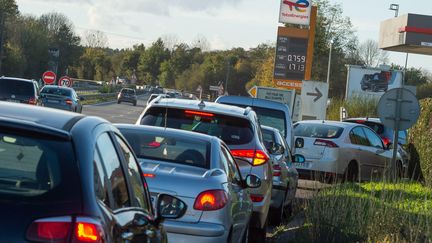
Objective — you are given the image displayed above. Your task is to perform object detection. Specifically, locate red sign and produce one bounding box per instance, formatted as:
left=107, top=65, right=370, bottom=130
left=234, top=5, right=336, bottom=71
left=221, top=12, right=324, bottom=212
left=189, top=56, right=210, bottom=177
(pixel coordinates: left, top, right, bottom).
left=58, top=76, right=73, bottom=87
left=42, top=71, right=56, bottom=85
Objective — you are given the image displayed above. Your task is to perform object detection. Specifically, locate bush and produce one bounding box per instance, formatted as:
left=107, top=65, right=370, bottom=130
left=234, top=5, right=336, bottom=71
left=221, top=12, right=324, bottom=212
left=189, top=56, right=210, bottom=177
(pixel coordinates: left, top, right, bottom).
left=417, top=83, right=432, bottom=100
left=303, top=182, right=432, bottom=242
left=327, top=96, right=379, bottom=121
left=408, top=98, right=432, bottom=186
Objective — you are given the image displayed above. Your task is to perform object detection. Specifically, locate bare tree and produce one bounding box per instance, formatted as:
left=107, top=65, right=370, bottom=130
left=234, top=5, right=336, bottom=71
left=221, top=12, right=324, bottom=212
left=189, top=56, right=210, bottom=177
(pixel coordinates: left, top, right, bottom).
left=359, top=39, right=389, bottom=67
left=162, top=34, right=180, bottom=51
left=83, top=30, right=108, bottom=48
left=191, top=34, right=210, bottom=51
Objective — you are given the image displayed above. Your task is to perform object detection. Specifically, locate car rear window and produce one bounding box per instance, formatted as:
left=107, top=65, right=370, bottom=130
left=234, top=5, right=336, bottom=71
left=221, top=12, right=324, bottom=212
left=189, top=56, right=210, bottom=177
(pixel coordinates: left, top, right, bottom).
left=0, top=132, right=76, bottom=198
left=141, top=107, right=254, bottom=145
left=122, top=89, right=135, bottom=94
left=253, top=107, right=287, bottom=138
left=294, top=123, right=344, bottom=139
left=0, top=79, right=34, bottom=97
left=41, top=87, right=72, bottom=97
left=344, top=120, right=384, bottom=135
left=262, top=128, right=276, bottom=150
left=120, top=129, right=211, bottom=169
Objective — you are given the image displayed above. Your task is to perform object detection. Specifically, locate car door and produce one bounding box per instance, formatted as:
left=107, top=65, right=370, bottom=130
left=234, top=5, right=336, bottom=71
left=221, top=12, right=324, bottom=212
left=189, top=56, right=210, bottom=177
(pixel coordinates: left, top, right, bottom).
left=362, top=127, right=387, bottom=178
left=221, top=145, right=250, bottom=242
left=349, top=127, right=375, bottom=180
left=95, top=132, right=155, bottom=243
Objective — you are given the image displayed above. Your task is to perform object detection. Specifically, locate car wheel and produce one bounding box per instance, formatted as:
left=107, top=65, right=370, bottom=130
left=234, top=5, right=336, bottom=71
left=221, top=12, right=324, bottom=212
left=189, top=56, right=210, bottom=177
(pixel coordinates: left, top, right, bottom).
left=248, top=218, right=267, bottom=243
left=344, top=161, right=359, bottom=183
left=117, top=100, right=121, bottom=104
left=133, top=101, right=137, bottom=106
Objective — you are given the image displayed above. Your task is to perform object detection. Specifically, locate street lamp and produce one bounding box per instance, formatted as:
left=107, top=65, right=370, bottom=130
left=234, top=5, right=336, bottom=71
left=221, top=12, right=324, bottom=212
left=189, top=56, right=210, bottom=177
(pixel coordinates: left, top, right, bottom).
left=389, top=4, right=399, bottom=17
left=326, top=39, right=334, bottom=84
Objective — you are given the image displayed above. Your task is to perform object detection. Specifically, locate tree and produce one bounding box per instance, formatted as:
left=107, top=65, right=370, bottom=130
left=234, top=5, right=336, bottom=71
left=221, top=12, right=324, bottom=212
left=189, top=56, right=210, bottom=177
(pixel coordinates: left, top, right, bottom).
left=83, top=30, right=108, bottom=48
left=0, top=0, right=18, bottom=73
left=137, top=38, right=170, bottom=84
left=359, top=39, right=389, bottom=67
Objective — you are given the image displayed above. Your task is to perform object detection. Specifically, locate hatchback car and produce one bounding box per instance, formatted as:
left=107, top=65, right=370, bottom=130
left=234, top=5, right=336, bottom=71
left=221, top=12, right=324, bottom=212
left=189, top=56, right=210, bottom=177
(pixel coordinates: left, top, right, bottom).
left=40, top=85, right=83, bottom=113
left=0, top=101, right=186, bottom=243
left=118, top=88, right=137, bottom=106
left=293, top=120, right=403, bottom=182
left=261, top=126, right=300, bottom=225
left=137, top=99, right=272, bottom=242
left=117, top=124, right=260, bottom=243
left=216, top=96, right=295, bottom=152
left=147, top=94, right=169, bottom=106
left=0, top=77, right=39, bottom=105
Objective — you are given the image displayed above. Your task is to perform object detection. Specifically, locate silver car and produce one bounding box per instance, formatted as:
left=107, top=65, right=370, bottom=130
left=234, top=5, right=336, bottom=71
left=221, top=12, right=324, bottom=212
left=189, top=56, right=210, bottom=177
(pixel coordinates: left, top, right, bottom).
left=116, top=124, right=259, bottom=243
left=261, top=126, right=299, bottom=225
left=137, top=99, right=273, bottom=242
left=293, top=120, right=403, bottom=182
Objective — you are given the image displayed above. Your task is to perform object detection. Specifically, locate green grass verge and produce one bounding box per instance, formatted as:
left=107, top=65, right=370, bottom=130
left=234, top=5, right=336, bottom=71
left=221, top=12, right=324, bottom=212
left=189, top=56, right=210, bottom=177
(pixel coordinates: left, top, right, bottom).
left=81, top=96, right=116, bottom=105
left=298, top=182, right=432, bottom=242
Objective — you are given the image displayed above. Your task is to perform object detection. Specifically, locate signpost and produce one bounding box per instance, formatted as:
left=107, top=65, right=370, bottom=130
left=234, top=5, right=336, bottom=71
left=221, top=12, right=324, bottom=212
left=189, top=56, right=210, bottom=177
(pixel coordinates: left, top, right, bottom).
left=300, top=81, right=329, bottom=120
left=58, top=76, right=73, bottom=87
left=378, top=88, right=420, bottom=180
left=42, top=71, right=57, bottom=85
left=248, top=86, right=296, bottom=112
left=196, top=85, right=203, bottom=100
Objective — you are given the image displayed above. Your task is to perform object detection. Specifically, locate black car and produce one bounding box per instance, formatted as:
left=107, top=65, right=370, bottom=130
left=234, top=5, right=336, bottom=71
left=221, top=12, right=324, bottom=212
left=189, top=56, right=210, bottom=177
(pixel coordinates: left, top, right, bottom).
left=0, top=102, right=186, bottom=243
left=360, top=71, right=390, bottom=92
left=0, top=77, right=39, bottom=105
left=118, top=88, right=138, bottom=106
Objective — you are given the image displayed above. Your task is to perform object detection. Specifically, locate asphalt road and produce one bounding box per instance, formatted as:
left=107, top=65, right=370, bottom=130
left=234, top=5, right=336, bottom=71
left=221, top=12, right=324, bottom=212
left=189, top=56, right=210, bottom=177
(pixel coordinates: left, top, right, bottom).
left=82, top=95, right=149, bottom=124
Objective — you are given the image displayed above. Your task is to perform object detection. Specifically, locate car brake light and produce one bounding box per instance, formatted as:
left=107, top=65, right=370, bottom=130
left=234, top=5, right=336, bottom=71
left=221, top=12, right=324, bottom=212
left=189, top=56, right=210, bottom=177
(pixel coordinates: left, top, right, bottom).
left=184, top=110, right=214, bottom=117
left=355, top=120, right=366, bottom=123
left=66, top=99, right=73, bottom=105
left=314, top=139, right=339, bottom=148
left=273, top=164, right=282, bottom=177
left=143, top=173, right=156, bottom=178
left=382, top=137, right=391, bottom=147
left=194, top=190, right=228, bottom=211
left=231, top=149, right=269, bottom=166
left=28, top=97, right=37, bottom=105
left=27, top=217, right=103, bottom=243
left=250, top=195, right=264, bottom=202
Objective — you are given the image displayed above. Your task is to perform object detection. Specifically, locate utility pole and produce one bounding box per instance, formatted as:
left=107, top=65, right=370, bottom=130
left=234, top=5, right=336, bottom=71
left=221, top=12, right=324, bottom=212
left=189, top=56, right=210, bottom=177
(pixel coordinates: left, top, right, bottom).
left=326, top=40, right=333, bottom=84
left=0, top=12, right=5, bottom=74
left=225, top=58, right=231, bottom=94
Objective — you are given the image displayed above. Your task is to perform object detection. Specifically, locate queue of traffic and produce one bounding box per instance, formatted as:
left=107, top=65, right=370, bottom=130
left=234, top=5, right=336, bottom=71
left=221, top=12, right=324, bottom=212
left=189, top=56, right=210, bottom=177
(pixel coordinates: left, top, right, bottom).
left=0, top=76, right=405, bottom=243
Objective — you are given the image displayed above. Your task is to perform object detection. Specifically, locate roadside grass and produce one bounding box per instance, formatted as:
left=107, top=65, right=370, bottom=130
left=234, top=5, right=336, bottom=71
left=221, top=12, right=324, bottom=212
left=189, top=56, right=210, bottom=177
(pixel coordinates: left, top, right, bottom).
left=327, top=96, right=379, bottom=121
left=296, top=182, right=432, bottom=242
left=81, top=96, right=116, bottom=105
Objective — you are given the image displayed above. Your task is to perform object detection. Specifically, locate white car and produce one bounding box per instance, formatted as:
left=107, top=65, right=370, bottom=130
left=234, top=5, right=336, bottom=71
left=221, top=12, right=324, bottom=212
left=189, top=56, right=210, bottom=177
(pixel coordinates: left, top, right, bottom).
left=293, top=120, right=403, bottom=182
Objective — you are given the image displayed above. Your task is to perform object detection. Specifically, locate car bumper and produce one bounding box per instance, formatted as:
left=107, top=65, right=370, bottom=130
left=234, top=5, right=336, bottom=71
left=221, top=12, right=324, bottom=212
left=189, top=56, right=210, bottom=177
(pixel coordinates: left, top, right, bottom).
left=118, top=97, right=137, bottom=103
left=42, top=103, right=73, bottom=111
left=163, top=220, right=228, bottom=243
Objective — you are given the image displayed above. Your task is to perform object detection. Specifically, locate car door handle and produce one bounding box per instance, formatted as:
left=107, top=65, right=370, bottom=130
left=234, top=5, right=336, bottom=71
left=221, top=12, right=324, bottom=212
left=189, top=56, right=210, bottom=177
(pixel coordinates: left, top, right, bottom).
left=121, top=232, right=134, bottom=241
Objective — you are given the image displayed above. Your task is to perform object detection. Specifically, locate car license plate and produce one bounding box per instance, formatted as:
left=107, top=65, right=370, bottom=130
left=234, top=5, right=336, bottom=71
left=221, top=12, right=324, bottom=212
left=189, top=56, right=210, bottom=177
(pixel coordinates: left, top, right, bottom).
left=6, top=99, right=20, bottom=103
left=47, top=99, right=59, bottom=103
left=294, top=162, right=312, bottom=169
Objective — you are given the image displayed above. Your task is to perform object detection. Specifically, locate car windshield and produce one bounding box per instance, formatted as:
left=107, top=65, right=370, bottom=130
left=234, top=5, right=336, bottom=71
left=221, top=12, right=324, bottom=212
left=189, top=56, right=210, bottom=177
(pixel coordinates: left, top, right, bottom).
left=41, top=87, right=72, bottom=97
left=0, top=79, right=33, bottom=97
left=0, top=132, right=75, bottom=197
left=294, top=123, right=344, bottom=139
left=141, top=107, right=254, bottom=145
left=120, top=129, right=210, bottom=169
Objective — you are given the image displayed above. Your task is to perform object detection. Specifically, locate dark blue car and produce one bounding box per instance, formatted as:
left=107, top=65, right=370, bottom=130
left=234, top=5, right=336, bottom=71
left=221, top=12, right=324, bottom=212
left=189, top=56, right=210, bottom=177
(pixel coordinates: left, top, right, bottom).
left=40, top=85, right=83, bottom=113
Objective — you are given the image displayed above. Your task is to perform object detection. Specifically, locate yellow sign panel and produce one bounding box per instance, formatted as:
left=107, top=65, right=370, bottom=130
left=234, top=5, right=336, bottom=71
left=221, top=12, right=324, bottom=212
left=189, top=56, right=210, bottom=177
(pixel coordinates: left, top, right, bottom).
left=248, top=86, right=257, bottom=97
left=274, top=79, right=303, bottom=91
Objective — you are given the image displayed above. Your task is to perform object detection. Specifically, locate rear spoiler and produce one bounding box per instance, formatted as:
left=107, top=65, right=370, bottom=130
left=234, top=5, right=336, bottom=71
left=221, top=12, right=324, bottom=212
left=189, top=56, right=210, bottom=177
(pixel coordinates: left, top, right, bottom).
left=0, top=117, right=71, bottom=141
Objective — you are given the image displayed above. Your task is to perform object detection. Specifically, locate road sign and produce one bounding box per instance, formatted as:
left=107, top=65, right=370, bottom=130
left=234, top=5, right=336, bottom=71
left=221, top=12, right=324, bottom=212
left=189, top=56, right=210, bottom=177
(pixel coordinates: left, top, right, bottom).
left=58, top=76, right=73, bottom=87
left=300, top=81, right=329, bottom=120
left=209, top=86, right=219, bottom=91
left=274, top=35, right=308, bottom=81
left=248, top=86, right=296, bottom=111
left=248, top=86, right=257, bottom=97
left=378, top=88, right=420, bottom=131
left=42, top=71, right=56, bottom=85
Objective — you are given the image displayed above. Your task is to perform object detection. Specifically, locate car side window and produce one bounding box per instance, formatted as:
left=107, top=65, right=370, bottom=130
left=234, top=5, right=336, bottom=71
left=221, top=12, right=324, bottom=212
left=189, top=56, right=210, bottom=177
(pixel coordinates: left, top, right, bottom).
left=96, top=133, right=130, bottom=210
left=115, top=135, right=151, bottom=212
left=363, top=128, right=384, bottom=149
left=221, top=146, right=242, bottom=184
left=350, top=127, right=370, bottom=146
left=93, top=149, right=110, bottom=206
left=219, top=150, right=231, bottom=179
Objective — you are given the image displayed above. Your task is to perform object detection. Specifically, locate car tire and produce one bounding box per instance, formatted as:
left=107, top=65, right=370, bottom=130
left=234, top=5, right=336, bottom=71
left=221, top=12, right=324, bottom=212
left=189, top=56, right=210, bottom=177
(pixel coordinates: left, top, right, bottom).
left=248, top=218, right=267, bottom=243
left=117, top=100, right=121, bottom=104
left=344, top=161, right=359, bottom=183
left=133, top=102, right=137, bottom=106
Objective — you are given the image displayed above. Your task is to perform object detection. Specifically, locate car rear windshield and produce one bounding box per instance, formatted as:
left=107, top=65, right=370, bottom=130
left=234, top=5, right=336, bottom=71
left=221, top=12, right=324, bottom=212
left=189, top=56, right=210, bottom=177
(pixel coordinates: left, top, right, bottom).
left=120, top=129, right=211, bottom=169
left=0, top=79, right=34, bottom=97
left=294, top=123, right=344, bottom=139
left=41, top=87, right=72, bottom=97
left=141, top=107, right=254, bottom=145
left=253, top=107, right=286, bottom=138
left=0, top=131, right=77, bottom=198
left=122, top=89, right=135, bottom=94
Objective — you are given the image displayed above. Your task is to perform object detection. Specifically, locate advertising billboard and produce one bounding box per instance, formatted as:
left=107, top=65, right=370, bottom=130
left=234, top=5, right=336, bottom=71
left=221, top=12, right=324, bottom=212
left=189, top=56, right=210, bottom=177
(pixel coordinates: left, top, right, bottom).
left=345, top=65, right=403, bottom=100
left=279, top=0, right=312, bottom=26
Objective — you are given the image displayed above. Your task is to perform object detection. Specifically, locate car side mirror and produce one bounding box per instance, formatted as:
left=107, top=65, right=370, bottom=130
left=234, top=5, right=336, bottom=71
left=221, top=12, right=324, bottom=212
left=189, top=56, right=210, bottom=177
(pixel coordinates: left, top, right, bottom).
left=273, top=144, right=284, bottom=155
left=293, top=154, right=306, bottom=163
left=156, top=194, right=187, bottom=221
left=79, top=96, right=85, bottom=101
left=245, top=174, right=261, bottom=188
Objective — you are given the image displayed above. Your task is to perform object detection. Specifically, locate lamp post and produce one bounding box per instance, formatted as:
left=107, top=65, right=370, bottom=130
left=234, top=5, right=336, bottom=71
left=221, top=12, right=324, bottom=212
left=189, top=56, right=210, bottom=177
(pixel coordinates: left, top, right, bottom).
left=326, top=39, right=333, bottom=84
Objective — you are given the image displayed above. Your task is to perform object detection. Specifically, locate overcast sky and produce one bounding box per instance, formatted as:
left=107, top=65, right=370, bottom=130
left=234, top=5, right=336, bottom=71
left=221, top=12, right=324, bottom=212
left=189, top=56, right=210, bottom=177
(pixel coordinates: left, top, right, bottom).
left=15, top=0, right=432, bottom=72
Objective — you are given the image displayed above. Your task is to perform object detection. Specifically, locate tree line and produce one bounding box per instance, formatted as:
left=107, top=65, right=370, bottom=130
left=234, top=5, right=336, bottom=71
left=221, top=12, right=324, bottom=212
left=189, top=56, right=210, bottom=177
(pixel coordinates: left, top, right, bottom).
left=0, top=0, right=430, bottom=98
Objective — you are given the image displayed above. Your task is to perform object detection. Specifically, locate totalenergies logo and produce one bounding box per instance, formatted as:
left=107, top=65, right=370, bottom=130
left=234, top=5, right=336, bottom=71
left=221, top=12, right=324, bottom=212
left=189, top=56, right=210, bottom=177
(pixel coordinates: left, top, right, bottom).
left=283, top=0, right=310, bottom=12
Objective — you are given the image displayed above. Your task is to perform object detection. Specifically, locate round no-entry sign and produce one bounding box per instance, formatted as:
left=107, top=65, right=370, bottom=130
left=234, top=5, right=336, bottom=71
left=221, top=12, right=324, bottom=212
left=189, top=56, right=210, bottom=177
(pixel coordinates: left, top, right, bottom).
left=42, top=71, right=56, bottom=85
left=58, top=76, right=73, bottom=87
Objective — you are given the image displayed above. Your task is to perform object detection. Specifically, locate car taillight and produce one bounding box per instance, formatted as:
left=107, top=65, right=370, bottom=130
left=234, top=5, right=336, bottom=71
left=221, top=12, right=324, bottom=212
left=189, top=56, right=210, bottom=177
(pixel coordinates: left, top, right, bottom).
left=194, top=190, right=228, bottom=211
left=382, top=137, right=391, bottom=147
left=273, top=164, right=282, bottom=177
left=231, top=149, right=270, bottom=166
left=314, top=139, right=339, bottom=148
left=250, top=195, right=264, bottom=203
left=26, top=216, right=103, bottom=243
left=28, top=97, right=37, bottom=105
left=185, top=110, right=214, bottom=117
left=143, top=173, right=156, bottom=178
left=66, top=99, right=73, bottom=105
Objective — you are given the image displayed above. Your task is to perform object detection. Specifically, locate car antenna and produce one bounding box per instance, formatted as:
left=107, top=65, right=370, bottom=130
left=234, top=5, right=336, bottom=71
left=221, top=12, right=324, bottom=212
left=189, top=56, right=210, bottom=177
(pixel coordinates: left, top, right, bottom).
left=198, top=100, right=205, bottom=109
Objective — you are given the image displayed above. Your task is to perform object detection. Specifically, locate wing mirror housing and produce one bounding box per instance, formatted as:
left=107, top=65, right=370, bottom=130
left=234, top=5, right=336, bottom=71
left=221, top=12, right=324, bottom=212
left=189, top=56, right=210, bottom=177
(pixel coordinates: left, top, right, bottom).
left=155, top=194, right=187, bottom=224
left=293, top=154, right=306, bottom=163
left=245, top=174, right=261, bottom=189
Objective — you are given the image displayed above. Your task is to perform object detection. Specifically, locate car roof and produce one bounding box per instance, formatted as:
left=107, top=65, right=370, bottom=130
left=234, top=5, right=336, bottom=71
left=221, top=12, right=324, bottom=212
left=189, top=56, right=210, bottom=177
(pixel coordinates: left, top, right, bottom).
left=115, top=124, right=218, bottom=143
left=296, top=120, right=359, bottom=129
left=216, top=95, right=290, bottom=110
left=345, top=117, right=382, bottom=123
left=42, top=85, right=74, bottom=91
left=0, top=101, right=84, bottom=131
left=0, top=76, right=34, bottom=83
left=150, top=98, right=249, bottom=118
